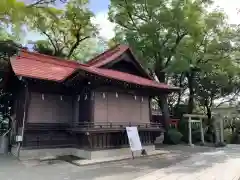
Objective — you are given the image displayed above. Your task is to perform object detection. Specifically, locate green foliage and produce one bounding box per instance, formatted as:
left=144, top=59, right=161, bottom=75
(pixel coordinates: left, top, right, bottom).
left=108, top=0, right=218, bottom=127
left=27, top=0, right=67, bottom=7
left=230, top=130, right=239, bottom=144
left=0, top=27, right=21, bottom=69
left=178, top=118, right=188, bottom=142
left=33, top=40, right=56, bottom=56
left=177, top=117, right=203, bottom=143
left=109, top=0, right=213, bottom=73
left=172, top=104, right=188, bottom=118
left=224, top=129, right=233, bottom=144
left=28, top=0, right=98, bottom=59
left=0, top=0, right=26, bottom=24
left=72, top=38, right=108, bottom=62
left=165, top=129, right=183, bottom=144
left=109, top=0, right=240, bottom=116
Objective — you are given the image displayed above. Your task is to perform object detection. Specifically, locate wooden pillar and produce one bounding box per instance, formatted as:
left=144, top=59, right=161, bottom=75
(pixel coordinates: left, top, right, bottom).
left=200, top=118, right=205, bottom=144
left=220, top=117, right=224, bottom=143
left=86, top=132, right=92, bottom=149
left=17, top=84, right=30, bottom=158
left=214, top=115, right=220, bottom=144
left=73, top=97, right=79, bottom=126
left=188, top=117, right=192, bottom=146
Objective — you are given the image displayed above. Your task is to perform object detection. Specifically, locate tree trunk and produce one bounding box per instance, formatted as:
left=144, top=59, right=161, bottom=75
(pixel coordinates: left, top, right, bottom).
left=176, top=73, right=184, bottom=107
left=158, top=96, right=170, bottom=130
left=155, top=70, right=170, bottom=130
left=186, top=72, right=194, bottom=114
left=206, top=105, right=212, bottom=123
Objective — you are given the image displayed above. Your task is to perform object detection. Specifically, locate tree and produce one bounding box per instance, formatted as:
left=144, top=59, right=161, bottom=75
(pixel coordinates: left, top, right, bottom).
left=166, top=11, right=229, bottom=112
left=0, top=0, right=65, bottom=39
left=108, top=0, right=214, bottom=128
left=0, top=30, right=22, bottom=129
left=0, top=0, right=28, bottom=35
left=169, top=10, right=240, bottom=115
left=28, top=0, right=98, bottom=59
left=71, top=37, right=109, bottom=62
left=27, top=0, right=67, bottom=7
left=0, top=27, right=21, bottom=70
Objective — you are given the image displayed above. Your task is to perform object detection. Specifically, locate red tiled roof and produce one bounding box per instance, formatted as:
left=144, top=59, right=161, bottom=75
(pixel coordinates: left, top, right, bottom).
left=86, top=44, right=153, bottom=79
left=10, top=49, right=179, bottom=91
left=82, top=67, right=177, bottom=90
left=11, top=50, right=83, bottom=81
left=86, top=44, right=128, bottom=66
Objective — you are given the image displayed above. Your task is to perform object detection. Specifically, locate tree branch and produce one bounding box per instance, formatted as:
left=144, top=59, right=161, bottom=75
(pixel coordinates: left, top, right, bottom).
left=28, top=0, right=67, bottom=7
left=216, top=91, right=240, bottom=108
left=164, top=32, right=187, bottom=67
left=123, top=0, right=139, bottom=31
left=67, top=35, right=89, bottom=58
left=196, top=34, right=208, bottom=64
left=40, top=30, right=58, bottom=55
left=28, top=0, right=56, bottom=7
left=144, top=0, right=152, bottom=20
left=160, top=31, right=172, bottom=51
left=49, top=25, right=61, bottom=53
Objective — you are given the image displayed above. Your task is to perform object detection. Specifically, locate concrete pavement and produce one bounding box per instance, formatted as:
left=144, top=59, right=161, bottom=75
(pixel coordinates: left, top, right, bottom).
left=0, top=145, right=240, bottom=180
left=134, top=145, right=240, bottom=180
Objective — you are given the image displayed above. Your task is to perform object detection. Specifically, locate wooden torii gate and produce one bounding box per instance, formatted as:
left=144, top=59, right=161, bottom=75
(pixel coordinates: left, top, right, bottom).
left=212, top=106, right=240, bottom=145
left=183, top=114, right=206, bottom=146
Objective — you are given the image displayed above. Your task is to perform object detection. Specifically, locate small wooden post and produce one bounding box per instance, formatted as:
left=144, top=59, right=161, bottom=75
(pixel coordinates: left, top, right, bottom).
left=214, top=115, right=220, bottom=144
left=220, top=118, right=224, bottom=143
left=188, top=117, right=192, bottom=146
left=200, top=118, right=205, bottom=144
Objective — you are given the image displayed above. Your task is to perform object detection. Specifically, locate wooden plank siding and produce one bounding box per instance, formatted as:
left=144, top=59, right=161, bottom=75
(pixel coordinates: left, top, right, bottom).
left=93, top=90, right=150, bottom=124
left=20, top=85, right=163, bottom=150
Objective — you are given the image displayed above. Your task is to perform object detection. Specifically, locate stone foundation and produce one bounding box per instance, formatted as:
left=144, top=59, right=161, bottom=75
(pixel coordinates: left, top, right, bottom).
left=11, top=145, right=155, bottom=161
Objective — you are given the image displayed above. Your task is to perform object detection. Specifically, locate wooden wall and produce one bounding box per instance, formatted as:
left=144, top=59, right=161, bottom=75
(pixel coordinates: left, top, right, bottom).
left=78, top=91, right=92, bottom=123
left=93, top=90, right=150, bottom=124
left=27, top=92, right=73, bottom=124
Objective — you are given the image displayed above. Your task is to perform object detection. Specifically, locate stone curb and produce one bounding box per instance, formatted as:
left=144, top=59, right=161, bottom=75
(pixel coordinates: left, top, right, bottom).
left=71, top=152, right=168, bottom=166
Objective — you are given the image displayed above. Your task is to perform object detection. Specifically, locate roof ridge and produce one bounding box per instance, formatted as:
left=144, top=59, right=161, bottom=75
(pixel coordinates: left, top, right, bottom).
left=86, top=44, right=127, bottom=66
left=19, top=49, right=88, bottom=69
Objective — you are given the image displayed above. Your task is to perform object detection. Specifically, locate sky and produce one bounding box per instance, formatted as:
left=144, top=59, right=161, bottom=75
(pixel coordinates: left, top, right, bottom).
left=24, top=0, right=240, bottom=42
left=24, top=0, right=113, bottom=42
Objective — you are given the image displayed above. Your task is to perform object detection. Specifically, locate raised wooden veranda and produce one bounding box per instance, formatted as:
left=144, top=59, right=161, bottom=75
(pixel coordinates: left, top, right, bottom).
left=22, top=122, right=164, bottom=150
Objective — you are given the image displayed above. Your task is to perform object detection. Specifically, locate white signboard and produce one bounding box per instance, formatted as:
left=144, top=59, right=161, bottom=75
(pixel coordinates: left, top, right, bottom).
left=126, top=127, right=142, bottom=151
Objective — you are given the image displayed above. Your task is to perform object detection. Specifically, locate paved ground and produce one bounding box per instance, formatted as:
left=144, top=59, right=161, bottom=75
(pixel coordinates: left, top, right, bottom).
left=136, top=145, right=240, bottom=180
left=0, top=145, right=240, bottom=180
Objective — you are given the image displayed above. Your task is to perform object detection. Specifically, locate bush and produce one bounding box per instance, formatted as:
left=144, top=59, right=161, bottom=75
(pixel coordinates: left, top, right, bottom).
left=165, top=129, right=183, bottom=144
left=230, top=131, right=239, bottom=144
left=172, top=104, right=188, bottom=119
left=224, top=129, right=232, bottom=144
left=178, top=118, right=188, bottom=143
left=192, top=129, right=202, bottom=143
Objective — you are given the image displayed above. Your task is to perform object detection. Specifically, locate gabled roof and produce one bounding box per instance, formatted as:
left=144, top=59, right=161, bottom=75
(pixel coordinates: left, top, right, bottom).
left=86, top=44, right=128, bottom=67
left=10, top=48, right=179, bottom=91
left=86, top=44, right=152, bottom=79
